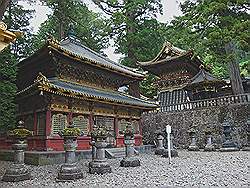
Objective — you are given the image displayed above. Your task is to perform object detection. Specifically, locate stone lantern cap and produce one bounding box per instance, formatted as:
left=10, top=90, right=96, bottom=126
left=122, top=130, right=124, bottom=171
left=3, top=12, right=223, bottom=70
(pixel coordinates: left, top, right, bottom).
left=204, top=128, right=214, bottom=135
left=8, top=120, right=33, bottom=139
left=59, top=122, right=83, bottom=138
left=91, top=126, right=108, bottom=140
left=154, top=129, right=164, bottom=136
left=188, top=128, right=197, bottom=135
left=222, top=120, right=231, bottom=127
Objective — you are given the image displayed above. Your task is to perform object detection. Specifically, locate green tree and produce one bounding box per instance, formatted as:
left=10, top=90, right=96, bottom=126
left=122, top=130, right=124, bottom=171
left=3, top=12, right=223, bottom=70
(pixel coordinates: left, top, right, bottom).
left=164, top=0, right=249, bottom=93
left=91, top=0, right=165, bottom=98
left=0, top=1, right=34, bottom=131
left=32, top=0, right=110, bottom=53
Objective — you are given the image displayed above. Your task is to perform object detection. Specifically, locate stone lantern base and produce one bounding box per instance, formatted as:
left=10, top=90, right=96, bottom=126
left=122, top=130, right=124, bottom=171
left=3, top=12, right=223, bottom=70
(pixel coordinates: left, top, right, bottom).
left=2, top=164, right=31, bottom=182
left=155, top=148, right=166, bottom=155
left=219, top=141, right=239, bottom=152
left=188, top=145, right=199, bottom=151
left=89, top=161, right=111, bottom=174
left=120, top=157, right=140, bottom=167
left=57, top=163, right=83, bottom=181
left=162, top=149, right=178, bottom=157
left=204, top=144, right=215, bottom=152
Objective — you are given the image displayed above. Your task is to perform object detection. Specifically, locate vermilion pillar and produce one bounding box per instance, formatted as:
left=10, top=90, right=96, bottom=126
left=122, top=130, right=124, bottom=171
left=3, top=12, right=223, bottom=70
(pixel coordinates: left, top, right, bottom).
left=45, top=110, right=52, bottom=136
left=114, top=116, right=119, bottom=146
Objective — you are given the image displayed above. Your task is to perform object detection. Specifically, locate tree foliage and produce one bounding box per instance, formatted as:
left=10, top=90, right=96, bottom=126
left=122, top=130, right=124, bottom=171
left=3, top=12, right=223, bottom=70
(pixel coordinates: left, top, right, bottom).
left=32, top=0, right=110, bottom=53
left=164, top=0, right=250, bottom=78
left=0, top=1, right=34, bottom=131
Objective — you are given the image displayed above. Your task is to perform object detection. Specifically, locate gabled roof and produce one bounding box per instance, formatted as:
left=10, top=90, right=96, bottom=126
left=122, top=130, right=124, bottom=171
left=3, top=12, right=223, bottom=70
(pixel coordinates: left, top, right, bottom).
left=137, top=41, right=202, bottom=67
left=186, top=67, right=226, bottom=89
left=47, top=36, right=145, bottom=79
left=17, top=73, right=157, bottom=109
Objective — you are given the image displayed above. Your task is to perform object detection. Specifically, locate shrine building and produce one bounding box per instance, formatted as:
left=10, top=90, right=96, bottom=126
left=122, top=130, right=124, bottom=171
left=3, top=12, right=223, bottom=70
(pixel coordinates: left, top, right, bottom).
left=15, top=35, right=157, bottom=151
left=138, top=42, right=203, bottom=111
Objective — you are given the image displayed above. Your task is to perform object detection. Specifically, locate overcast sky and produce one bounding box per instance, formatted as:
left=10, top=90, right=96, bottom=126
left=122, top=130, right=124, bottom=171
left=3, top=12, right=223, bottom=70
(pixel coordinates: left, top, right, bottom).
left=22, top=0, right=183, bottom=62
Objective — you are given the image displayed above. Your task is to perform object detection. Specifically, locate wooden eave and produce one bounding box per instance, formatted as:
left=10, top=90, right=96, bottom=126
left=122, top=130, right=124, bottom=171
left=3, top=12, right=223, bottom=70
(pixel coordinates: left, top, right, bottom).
left=16, top=74, right=158, bottom=110
left=47, top=39, right=145, bottom=81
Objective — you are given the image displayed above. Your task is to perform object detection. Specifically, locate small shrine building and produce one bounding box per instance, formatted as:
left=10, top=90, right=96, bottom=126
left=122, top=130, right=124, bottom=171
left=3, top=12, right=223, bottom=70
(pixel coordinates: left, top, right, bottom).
left=137, top=42, right=202, bottom=111
left=185, top=66, right=226, bottom=100
left=15, top=35, right=157, bottom=151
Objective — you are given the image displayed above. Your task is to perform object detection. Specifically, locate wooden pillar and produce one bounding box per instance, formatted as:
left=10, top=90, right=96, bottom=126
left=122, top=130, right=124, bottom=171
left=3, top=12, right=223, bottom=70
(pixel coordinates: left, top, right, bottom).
left=33, top=111, right=37, bottom=135
left=114, top=115, right=119, bottom=147
left=139, top=118, right=143, bottom=146
left=68, top=112, right=73, bottom=124
left=45, top=110, right=52, bottom=136
left=89, top=113, right=94, bottom=132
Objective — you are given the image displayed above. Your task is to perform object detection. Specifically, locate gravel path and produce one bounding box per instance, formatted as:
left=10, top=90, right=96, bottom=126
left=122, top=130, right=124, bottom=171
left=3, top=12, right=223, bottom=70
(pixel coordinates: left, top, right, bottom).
left=0, top=150, right=249, bottom=187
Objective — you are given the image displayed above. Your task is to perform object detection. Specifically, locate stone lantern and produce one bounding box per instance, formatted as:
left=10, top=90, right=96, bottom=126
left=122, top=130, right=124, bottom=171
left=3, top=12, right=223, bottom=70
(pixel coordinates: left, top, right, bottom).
left=2, top=120, right=32, bottom=182
left=120, top=124, right=140, bottom=167
left=154, top=130, right=166, bottom=155
left=188, top=128, right=199, bottom=151
left=89, top=127, right=111, bottom=174
left=242, top=118, right=250, bottom=151
left=162, top=132, right=178, bottom=157
left=57, top=122, right=83, bottom=181
left=204, top=128, right=215, bottom=151
left=220, top=120, right=239, bottom=152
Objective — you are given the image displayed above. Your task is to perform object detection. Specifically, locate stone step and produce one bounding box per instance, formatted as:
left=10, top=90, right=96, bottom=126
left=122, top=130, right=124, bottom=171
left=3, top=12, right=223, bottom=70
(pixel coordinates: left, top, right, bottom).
left=105, top=148, right=126, bottom=159
left=105, top=147, right=140, bottom=159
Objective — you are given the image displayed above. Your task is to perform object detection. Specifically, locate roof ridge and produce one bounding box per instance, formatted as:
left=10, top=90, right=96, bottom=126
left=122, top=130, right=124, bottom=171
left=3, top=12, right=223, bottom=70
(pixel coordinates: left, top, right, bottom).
left=62, top=36, right=143, bottom=75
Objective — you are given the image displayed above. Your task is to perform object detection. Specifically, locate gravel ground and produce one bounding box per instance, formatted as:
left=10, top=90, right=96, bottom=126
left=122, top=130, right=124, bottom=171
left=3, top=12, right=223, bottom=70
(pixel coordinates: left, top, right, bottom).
left=0, top=150, right=249, bottom=187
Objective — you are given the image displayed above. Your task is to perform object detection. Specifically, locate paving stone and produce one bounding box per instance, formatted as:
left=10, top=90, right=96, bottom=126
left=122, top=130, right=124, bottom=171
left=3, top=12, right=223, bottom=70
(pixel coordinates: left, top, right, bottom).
left=0, top=150, right=249, bottom=187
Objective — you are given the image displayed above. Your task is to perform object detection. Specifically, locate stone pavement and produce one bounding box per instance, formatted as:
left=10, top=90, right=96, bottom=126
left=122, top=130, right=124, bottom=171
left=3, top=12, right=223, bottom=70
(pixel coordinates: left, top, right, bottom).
left=0, top=150, right=249, bottom=187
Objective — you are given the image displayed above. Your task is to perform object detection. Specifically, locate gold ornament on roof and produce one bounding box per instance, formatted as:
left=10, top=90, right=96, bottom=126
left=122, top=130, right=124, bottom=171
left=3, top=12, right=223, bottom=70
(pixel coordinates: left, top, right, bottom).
left=0, top=22, right=7, bottom=31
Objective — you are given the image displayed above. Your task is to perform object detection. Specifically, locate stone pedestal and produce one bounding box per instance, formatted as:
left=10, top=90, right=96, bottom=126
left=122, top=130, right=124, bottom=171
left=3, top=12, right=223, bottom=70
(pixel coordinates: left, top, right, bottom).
left=2, top=141, right=31, bottom=182
left=155, top=134, right=166, bottom=155
left=162, top=133, right=178, bottom=157
left=204, top=134, right=215, bottom=151
left=57, top=136, right=83, bottom=181
left=89, top=140, right=111, bottom=174
left=219, top=121, right=239, bottom=152
left=120, top=137, right=140, bottom=167
left=90, top=140, right=97, bottom=160
left=242, top=119, right=250, bottom=151
left=188, top=133, right=199, bottom=151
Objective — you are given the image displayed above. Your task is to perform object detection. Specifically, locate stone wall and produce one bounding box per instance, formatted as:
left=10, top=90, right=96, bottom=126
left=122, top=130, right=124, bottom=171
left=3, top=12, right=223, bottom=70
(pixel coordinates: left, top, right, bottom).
left=142, top=104, right=249, bottom=149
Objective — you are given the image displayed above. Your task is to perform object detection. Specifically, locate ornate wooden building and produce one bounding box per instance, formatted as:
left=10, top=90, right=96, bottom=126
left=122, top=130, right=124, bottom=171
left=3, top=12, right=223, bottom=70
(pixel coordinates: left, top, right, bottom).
left=185, top=66, right=226, bottom=100
left=15, top=35, right=157, bottom=151
left=138, top=42, right=202, bottom=111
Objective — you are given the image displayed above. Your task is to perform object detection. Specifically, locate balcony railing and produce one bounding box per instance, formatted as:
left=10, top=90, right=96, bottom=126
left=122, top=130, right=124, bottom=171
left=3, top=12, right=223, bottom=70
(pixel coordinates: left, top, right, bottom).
left=158, top=93, right=250, bottom=112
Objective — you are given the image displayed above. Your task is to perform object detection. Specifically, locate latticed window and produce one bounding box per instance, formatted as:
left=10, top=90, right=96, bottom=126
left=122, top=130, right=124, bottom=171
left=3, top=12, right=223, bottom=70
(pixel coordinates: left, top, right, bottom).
left=37, top=113, right=46, bottom=135
left=25, top=115, right=34, bottom=131
left=72, top=115, right=89, bottom=135
left=94, top=116, right=114, bottom=131
left=131, top=120, right=140, bottom=134
left=51, top=113, right=67, bottom=135
left=118, top=119, right=130, bottom=134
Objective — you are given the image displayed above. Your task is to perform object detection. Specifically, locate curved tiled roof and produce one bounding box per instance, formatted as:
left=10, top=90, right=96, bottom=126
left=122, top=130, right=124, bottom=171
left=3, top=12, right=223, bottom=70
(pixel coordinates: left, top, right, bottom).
left=17, top=74, right=158, bottom=109
left=48, top=36, right=145, bottom=79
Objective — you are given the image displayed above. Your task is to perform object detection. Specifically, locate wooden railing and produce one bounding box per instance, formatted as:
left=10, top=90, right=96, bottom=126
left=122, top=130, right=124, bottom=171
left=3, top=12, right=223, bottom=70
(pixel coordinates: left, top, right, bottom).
left=159, top=93, right=250, bottom=112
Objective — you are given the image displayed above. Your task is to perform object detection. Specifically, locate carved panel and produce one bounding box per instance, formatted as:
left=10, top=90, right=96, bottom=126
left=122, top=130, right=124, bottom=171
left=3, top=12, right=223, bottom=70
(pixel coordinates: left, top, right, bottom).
left=51, top=113, right=67, bottom=135
left=72, top=115, right=89, bottom=135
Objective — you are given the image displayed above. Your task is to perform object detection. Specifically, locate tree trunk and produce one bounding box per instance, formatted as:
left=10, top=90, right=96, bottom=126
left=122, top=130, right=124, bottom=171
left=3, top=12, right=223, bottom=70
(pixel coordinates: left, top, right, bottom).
left=0, top=0, right=10, bottom=21
left=225, top=41, right=244, bottom=95
left=126, top=0, right=140, bottom=98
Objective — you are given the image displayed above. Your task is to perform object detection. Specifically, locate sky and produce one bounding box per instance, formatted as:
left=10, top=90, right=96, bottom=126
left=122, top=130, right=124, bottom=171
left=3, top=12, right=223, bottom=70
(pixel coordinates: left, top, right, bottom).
left=22, top=0, right=183, bottom=62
